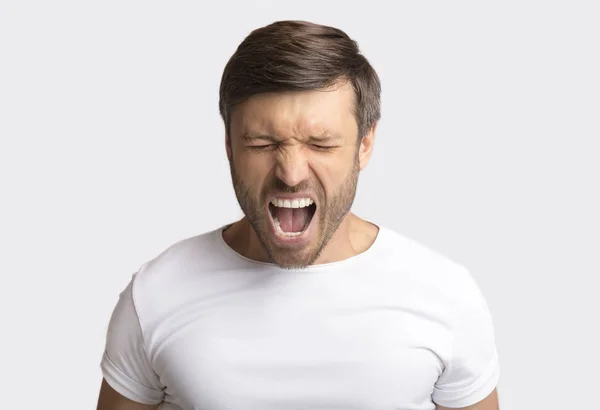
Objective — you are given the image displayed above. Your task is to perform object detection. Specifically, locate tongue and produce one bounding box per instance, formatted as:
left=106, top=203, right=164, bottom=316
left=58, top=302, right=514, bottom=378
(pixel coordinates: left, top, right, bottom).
left=277, top=207, right=309, bottom=233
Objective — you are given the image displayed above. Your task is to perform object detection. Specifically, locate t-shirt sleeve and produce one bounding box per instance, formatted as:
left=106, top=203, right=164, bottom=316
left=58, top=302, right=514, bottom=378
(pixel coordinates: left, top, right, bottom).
left=100, top=273, right=165, bottom=405
left=432, top=271, right=500, bottom=408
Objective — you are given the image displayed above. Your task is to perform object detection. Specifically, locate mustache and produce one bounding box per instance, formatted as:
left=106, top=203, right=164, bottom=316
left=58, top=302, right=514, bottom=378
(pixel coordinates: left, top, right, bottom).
left=262, top=179, right=323, bottom=203
left=266, top=179, right=314, bottom=195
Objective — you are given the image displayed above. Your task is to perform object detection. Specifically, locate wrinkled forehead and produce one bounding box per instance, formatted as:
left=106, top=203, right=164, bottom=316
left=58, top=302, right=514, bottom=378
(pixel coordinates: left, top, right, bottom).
left=230, top=84, right=358, bottom=142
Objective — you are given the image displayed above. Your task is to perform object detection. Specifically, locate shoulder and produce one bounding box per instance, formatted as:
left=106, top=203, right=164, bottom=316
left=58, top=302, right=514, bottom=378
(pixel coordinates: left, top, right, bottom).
left=127, top=225, right=235, bottom=320
left=376, top=226, right=469, bottom=278
left=375, top=226, right=486, bottom=313
left=134, top=225, right=229, bottom=283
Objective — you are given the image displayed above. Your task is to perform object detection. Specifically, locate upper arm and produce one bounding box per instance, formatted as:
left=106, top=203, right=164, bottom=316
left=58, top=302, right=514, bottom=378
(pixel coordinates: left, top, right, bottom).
left=98, top=273, right=165, bottom=407
left=432, top=269, right=500, bottom=408
left=97, top=378, right=159, bottom=410
left=436, top=388, right=499, bottom=410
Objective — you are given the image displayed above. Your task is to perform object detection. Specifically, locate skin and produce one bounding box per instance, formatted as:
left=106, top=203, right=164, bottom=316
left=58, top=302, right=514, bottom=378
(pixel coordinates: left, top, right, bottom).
left=96, top=379, right=158, bottom=410
left=437, top=389, right=500, bottom=410
left=223, top=81, right=379, bottom=269
left=95, top=82, right=499, bottom=409
left=96, top=379, right=498, bottom=409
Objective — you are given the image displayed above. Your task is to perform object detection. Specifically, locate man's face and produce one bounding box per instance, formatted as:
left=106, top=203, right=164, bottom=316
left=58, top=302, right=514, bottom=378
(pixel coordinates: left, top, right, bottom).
left=227, top=83, right=373, bottom=269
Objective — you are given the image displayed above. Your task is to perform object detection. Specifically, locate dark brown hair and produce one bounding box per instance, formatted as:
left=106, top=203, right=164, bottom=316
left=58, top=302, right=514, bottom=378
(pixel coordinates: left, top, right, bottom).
left=218, top=20, right=381, bottom=139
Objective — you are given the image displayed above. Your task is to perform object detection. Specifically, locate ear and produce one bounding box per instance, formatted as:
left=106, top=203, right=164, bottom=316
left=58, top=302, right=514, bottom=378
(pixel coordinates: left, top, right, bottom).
left=358, top=123, right=377, bottom=171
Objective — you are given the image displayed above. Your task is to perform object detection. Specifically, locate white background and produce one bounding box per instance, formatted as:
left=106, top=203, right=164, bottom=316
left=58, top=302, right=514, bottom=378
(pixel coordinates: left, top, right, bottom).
left=1, top=1, right=598, bottom=409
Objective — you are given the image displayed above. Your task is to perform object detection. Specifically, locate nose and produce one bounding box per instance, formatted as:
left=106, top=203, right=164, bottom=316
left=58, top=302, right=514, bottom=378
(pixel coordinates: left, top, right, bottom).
left=275, top=146, right=310, bottom=187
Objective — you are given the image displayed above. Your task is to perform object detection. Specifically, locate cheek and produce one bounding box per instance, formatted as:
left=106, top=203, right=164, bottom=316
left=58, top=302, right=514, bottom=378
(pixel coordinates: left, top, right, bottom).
left=237, top=152, right=272, bottom=187
left=311, top=154, right=353, bottom=189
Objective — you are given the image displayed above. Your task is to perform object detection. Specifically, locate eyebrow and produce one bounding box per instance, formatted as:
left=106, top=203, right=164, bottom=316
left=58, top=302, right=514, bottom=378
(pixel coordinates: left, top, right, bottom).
left=307, top=132, right=340, bottom=144
left=241, top=133, right=278, bottom=142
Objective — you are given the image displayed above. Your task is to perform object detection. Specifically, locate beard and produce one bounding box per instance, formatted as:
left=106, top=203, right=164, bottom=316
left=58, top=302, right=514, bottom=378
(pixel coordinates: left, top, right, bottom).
left=228, top=152, right=360, bottom=269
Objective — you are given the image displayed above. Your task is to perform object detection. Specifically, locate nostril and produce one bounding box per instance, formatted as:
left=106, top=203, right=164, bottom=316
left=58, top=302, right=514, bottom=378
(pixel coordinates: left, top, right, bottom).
left=275, top=167, right=310, bottom=188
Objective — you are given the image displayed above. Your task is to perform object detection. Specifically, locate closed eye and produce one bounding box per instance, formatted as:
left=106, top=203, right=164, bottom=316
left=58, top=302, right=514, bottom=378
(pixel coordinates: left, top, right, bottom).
left=311, top=144, right=337, bottom=151
left=249, top=144, right=276, bottom=150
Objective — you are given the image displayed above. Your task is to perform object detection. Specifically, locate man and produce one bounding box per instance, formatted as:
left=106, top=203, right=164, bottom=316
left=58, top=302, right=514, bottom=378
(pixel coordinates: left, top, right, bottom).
left=96, top=20, right=500, bottom=410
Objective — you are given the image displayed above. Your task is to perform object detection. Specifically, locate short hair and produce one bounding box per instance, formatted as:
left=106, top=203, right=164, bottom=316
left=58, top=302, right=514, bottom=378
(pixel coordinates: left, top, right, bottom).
left=218, top=20, right=381, bottom=139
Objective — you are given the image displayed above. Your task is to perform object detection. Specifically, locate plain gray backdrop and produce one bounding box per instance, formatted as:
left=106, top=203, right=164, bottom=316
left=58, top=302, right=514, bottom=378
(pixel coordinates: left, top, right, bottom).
left=1, top=1, right=598, bottom=409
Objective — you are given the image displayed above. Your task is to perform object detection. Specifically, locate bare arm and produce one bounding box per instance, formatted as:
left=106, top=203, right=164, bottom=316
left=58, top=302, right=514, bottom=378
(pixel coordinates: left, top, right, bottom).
left=96, top=379, right=160, bottom=410
left=436, top=389, right=499, bottom=410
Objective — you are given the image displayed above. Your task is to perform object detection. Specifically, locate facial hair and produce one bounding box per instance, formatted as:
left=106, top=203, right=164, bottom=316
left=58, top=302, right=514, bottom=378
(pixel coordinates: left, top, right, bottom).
left=229, top=152, right=360, bottom=269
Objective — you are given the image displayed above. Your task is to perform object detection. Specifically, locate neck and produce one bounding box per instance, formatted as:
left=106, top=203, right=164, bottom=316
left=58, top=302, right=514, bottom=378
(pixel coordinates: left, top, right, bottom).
left=222, top=213, right=379, bottom=266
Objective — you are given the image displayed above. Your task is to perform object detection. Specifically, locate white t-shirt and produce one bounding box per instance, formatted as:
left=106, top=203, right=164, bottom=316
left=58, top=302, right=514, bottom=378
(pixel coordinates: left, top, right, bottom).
left=100, top=224, right=499, bottom=409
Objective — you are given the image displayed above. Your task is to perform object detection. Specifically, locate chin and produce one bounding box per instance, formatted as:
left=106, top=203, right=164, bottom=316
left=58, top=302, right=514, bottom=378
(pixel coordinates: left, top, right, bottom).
left=267, top=248, right=321, bottom=270
left=246, top=195, right=328, bottom=268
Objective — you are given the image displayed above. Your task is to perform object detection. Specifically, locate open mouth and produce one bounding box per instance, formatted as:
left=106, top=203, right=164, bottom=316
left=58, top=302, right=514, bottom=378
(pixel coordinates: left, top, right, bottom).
left=268, top=197, right=317, bottom=237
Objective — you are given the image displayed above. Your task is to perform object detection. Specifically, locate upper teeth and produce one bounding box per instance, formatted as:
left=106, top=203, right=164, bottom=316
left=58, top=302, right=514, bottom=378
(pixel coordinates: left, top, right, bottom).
left=270, top=198, right=314, bottom=208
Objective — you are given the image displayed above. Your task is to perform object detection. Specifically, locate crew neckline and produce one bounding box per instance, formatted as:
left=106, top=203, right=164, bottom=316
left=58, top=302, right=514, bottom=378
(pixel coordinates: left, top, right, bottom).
left=215, top=222, right=387, bottom=272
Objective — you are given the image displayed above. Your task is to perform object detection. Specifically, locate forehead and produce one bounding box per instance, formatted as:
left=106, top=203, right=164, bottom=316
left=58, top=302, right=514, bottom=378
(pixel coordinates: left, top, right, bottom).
left=230, top=83, right=357, bottom=140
